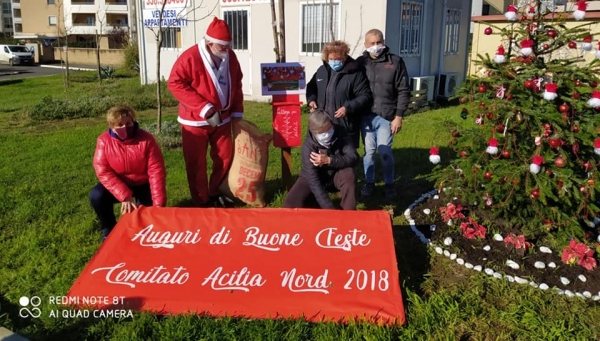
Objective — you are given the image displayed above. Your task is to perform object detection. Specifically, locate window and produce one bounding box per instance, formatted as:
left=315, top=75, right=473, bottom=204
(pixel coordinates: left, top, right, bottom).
left=49, top=16, right=57, bottom=26
left=162, top=27, right=181, bottom=49
left=47, top=0, right=55, bottom=4
left=223, top=10, right=248, bottom=50
left=4, top=17, right=12, bottom=29
left=301, top=2, right=339, bottom=54
left=444, top=8, right=461, bottom=55
left=399, top=1, right=423, bottom=57
left=2, top=3, right=10, bottom=14
left=86, top=16, right=95, bottom=25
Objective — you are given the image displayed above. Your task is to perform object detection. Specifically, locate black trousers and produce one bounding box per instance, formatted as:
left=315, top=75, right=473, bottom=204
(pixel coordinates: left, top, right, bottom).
left=283, top=168, right=356, bottom=210
left=89, top=183, right=153, bottom=234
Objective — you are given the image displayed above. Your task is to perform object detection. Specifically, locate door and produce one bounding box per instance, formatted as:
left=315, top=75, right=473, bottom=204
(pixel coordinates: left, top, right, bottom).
left=223, top=7, right=252, bottom=95
left=0, top=46, right=10, bottom=64
left=386, top=0, right=425, bottom=77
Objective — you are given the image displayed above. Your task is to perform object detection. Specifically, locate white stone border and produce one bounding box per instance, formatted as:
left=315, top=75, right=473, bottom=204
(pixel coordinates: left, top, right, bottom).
left=404, top=189, right=600, bottom=301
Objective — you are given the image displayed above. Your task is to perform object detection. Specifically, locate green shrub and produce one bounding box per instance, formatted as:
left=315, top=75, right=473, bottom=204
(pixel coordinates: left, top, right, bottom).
left=28, top=95, right=115, bottom=121
left=123, top=42, right=139, bottom=74
left=141, top=119, right=182, bottom=149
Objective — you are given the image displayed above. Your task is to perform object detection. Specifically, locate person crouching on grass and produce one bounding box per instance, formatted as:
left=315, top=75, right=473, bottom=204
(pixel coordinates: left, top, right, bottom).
left=89, top=105, right=167, bottom=241
left=283, top=109, right=358, bottom=210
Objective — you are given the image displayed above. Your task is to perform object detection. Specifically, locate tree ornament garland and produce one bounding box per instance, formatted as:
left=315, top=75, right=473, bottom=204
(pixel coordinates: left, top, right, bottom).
left=429, top=147, right=441, bottom=165
left=530, top=155, right=544, bottom=174
left=494, top=45, right=506, bottom=64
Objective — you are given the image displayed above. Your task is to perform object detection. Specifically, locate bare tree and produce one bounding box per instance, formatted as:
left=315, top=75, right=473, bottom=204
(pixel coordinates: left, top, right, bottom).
left=270, top=0, right=280, bottom=62
left=96, top=5, right=108, bottom=83
left=328, top=0, right=335, bottom=41
left=144, top=0, right=217, bottom=133
left=55, top=0, right=73, bottom=97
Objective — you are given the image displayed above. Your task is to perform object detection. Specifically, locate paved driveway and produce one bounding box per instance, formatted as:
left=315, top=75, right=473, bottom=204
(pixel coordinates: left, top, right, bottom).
left=0, top=64, right=89, bottom=80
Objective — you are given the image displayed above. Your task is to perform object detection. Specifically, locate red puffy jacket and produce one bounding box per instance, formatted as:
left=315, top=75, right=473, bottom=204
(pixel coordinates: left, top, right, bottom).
left=93, top=129, right=167, bottom=206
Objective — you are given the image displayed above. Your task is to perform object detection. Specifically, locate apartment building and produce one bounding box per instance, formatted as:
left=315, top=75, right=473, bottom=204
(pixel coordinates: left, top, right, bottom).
left=1, top=0, right=13, bottom=37
left=10, top=0, right=62, bottom=41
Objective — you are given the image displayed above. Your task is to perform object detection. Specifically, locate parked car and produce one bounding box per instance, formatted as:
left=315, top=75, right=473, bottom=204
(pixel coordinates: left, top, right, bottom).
left=0, top=45, right=34, bottom=66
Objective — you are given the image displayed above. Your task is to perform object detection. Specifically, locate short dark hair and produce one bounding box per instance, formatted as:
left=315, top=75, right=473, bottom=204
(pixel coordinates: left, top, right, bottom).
left=308, top=109, right=332, bottom=133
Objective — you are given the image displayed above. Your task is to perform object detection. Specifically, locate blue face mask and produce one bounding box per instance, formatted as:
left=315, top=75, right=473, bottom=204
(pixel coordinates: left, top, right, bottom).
left=328, top=60, right=343, bottom=71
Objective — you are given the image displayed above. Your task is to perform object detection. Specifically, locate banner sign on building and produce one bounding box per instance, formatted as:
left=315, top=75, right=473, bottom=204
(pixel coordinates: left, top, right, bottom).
left=67, top=207, right=406, bottom=325
left=142, top=9, right=188, bottom=28
left=144, top=0, right=188, bottom=9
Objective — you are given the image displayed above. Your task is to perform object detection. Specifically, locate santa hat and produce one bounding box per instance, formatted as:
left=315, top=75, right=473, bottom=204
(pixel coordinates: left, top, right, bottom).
left=587, top=90, right=600, bottom=107
left=494, top=45, right=506, bottom=64
left=595, top=139, right=600, bottom=155
left=486, top=138, right=499, bottom=155
left=206, top=17, right=232, bottom=45
left=582, top=35, right=593, bottom=51
left=505, top=5, right=518, bottom=21
left=544, top=83, right=558, bottom=100
left=530, top=155, right=544, bottom=174
left=520, top=39, right=534, bottom=56
left=573, top=0, right=587, bottom=21
left=429, top=147, right=441, bottom=164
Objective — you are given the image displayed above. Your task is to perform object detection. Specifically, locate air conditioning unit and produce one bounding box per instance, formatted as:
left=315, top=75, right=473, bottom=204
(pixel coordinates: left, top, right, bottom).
left=410, top=76, right=435, bottom=102
left=438, top=72, right=462, bottom=98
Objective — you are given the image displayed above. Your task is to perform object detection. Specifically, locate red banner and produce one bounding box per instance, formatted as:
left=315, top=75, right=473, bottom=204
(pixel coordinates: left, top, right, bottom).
left=67, top=207, right=405, bottom=325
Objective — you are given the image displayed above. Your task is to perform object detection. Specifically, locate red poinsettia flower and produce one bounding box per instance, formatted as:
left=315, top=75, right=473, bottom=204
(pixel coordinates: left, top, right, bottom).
left=439, top=203, right=465, bottom=222
left=561, top=240, right=598, bottom=271
left=459, top=217, right=487, bottom=239
left=503, top=233, right=531, bottom=250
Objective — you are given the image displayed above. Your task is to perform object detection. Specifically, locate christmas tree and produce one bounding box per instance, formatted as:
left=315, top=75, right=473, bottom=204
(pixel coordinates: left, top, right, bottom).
left=429, top=0, right=600, bottom=242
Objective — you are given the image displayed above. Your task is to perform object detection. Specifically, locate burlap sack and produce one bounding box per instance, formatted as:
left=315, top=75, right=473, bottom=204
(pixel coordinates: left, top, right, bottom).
left=219, top=119, right=272, bottom=207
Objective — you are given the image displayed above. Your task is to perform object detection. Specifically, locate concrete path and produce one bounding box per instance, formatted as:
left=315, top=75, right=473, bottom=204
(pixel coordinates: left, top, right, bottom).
left=0, top=327, right=29, bottom=341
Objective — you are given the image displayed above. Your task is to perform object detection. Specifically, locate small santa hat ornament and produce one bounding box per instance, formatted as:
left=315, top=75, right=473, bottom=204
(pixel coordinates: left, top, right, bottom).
left=530, top=155, right=544, bottom=175
left=520, top=39, right=534, bottom=56
left=587, top=90, right=600, bottom=107
left=596, top=42, right=600, bottom=59
left=205, top=16, right=232, bottom=45
left=594, top=139, right=600, bottom=155
left=543, top=83, right=558, bottom=101
left=582, top=35, right=593, bottom=51
left=494, top=45, right=506, bottom=64
left=486, top=138, right=499, bottom=155
left=429, top=147, right=441, bottom=164
left=505, top=5, right=518, bottom=21
left=573, top=0, right=587, bottom=21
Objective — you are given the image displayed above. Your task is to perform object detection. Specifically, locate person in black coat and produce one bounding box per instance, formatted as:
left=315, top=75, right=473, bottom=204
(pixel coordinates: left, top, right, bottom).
left=282, top=109, right=358, bottom=210
left=306, top=40, right=372, bottom=149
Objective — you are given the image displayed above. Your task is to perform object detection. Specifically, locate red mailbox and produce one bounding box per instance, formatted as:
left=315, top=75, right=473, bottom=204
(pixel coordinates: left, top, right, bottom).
left=272, top=94, right=302, bottom=148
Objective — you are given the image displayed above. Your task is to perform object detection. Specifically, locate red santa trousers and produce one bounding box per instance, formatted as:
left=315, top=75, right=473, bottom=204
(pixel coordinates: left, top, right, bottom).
left=181, top=122, right=233, bottom=206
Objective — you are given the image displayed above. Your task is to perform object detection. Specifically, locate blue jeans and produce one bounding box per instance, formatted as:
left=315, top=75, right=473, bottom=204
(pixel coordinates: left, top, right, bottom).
left=360, top=114, right=394, bottom=185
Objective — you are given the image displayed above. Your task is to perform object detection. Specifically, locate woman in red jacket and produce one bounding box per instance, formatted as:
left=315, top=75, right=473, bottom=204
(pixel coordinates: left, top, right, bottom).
left=90, top=105, right=167, bottom=241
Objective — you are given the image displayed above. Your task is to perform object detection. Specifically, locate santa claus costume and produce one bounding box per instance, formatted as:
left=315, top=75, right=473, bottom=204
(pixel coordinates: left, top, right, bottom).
left=167, top=17, right=244, bottom=207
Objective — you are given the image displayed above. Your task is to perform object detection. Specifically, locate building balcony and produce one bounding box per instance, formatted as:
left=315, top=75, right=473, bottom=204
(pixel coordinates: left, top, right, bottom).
left=11, top=2, right=19, bottom=9
left=14, top=23, right=22, bottom=33
left=102, top=25, right=129, bottom=34
left=105, top=4, right=128, bottom=13
left=12, top=9, right=20, bottom=18
left=71, top=0, right=95, bottom=4
left=13, top=17, right=21, bottom=24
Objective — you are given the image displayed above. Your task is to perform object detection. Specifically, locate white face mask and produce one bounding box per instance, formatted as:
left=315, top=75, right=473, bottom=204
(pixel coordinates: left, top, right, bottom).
left=315, top=127, right=334, bottom=147
left=366, top=44, right=385, bottom=57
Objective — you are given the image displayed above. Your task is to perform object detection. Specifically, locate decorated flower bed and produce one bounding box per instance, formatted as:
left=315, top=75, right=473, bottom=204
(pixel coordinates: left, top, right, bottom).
left=406, top=189, right=600, bottom=300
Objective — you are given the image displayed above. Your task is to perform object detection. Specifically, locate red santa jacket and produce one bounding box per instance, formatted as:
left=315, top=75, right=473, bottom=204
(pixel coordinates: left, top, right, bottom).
left=93, top=128, right=167, bottom=206
left=167, top=40, right=244, bottom=127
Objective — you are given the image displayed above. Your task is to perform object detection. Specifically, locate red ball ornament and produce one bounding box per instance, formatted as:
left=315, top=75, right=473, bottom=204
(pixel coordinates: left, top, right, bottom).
left=479, top=102, right=486, bottom=109
left=575, top=79, right=582, bottom=87
left=568, top=41, right=577, bottom=49
left=484, top=27, right=493, bottom=35
left=591, top=81, right=599, bottom=88
left=557, top=179, right=564, bottom=188
left=531, top=188, right=540, bottom=198
left=546, top=169, right=553, bottom=176
left=584, top=161, right=592, bottom=171
left=548, top=138, right=562, bottom=148
left=506, top=94, right=513, bottom=100
left=572, top=142, right=580, bottom=154
left=484, top=171, right=492, bottom=180
left=554, top=156, right=567, bottom=168
left=501, top=150, right=510, bottom=158
left=559, top=103, right=569, bottom=113
left=524, top=79, right=534, bottom=89
left=478, top=84, right=487, bottom=93
left=486, top=112, right=494, bottom=120
left=543, top=123, right=552, bottom=130
left=580, top=186, right=587, bottom=193
left=511, top=178, right=521, bottom=185
left=487, top=70, right=495, bottom=77
left=573, top=125, right=579, bottom=132
left=451, top=130, right=460, bottom=137
left=547, top=30, right=557, bottom=38
left=460, top=151, right=467, bottom=158
left=573, top=91, right=580, bottom=99
left=543, top=44, right=550, bottom=50
left=496, top=124, right=505, bottom=132
left=459, top=97, right=468, bottom=104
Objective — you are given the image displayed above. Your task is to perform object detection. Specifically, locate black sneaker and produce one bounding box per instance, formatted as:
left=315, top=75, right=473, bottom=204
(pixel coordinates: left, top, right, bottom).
left=211, top=195, right=235, bottom=208
left=361, top=182, right=375, bottom=198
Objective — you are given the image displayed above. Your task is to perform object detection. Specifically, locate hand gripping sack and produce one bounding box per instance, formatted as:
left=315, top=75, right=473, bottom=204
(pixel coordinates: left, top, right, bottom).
left=219, top=119, right=272, bottom=207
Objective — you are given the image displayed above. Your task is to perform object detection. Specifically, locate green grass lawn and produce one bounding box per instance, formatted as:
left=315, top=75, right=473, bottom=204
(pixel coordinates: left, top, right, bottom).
left=1, top=73, right=600, bottom=341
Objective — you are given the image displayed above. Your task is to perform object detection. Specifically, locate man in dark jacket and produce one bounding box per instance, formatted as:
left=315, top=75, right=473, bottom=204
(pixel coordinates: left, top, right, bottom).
left=306, top=40, right=372, bottom=149
left=282, top=109, right=358, bottom=210
left=356, top=29, right=410, bottom=202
